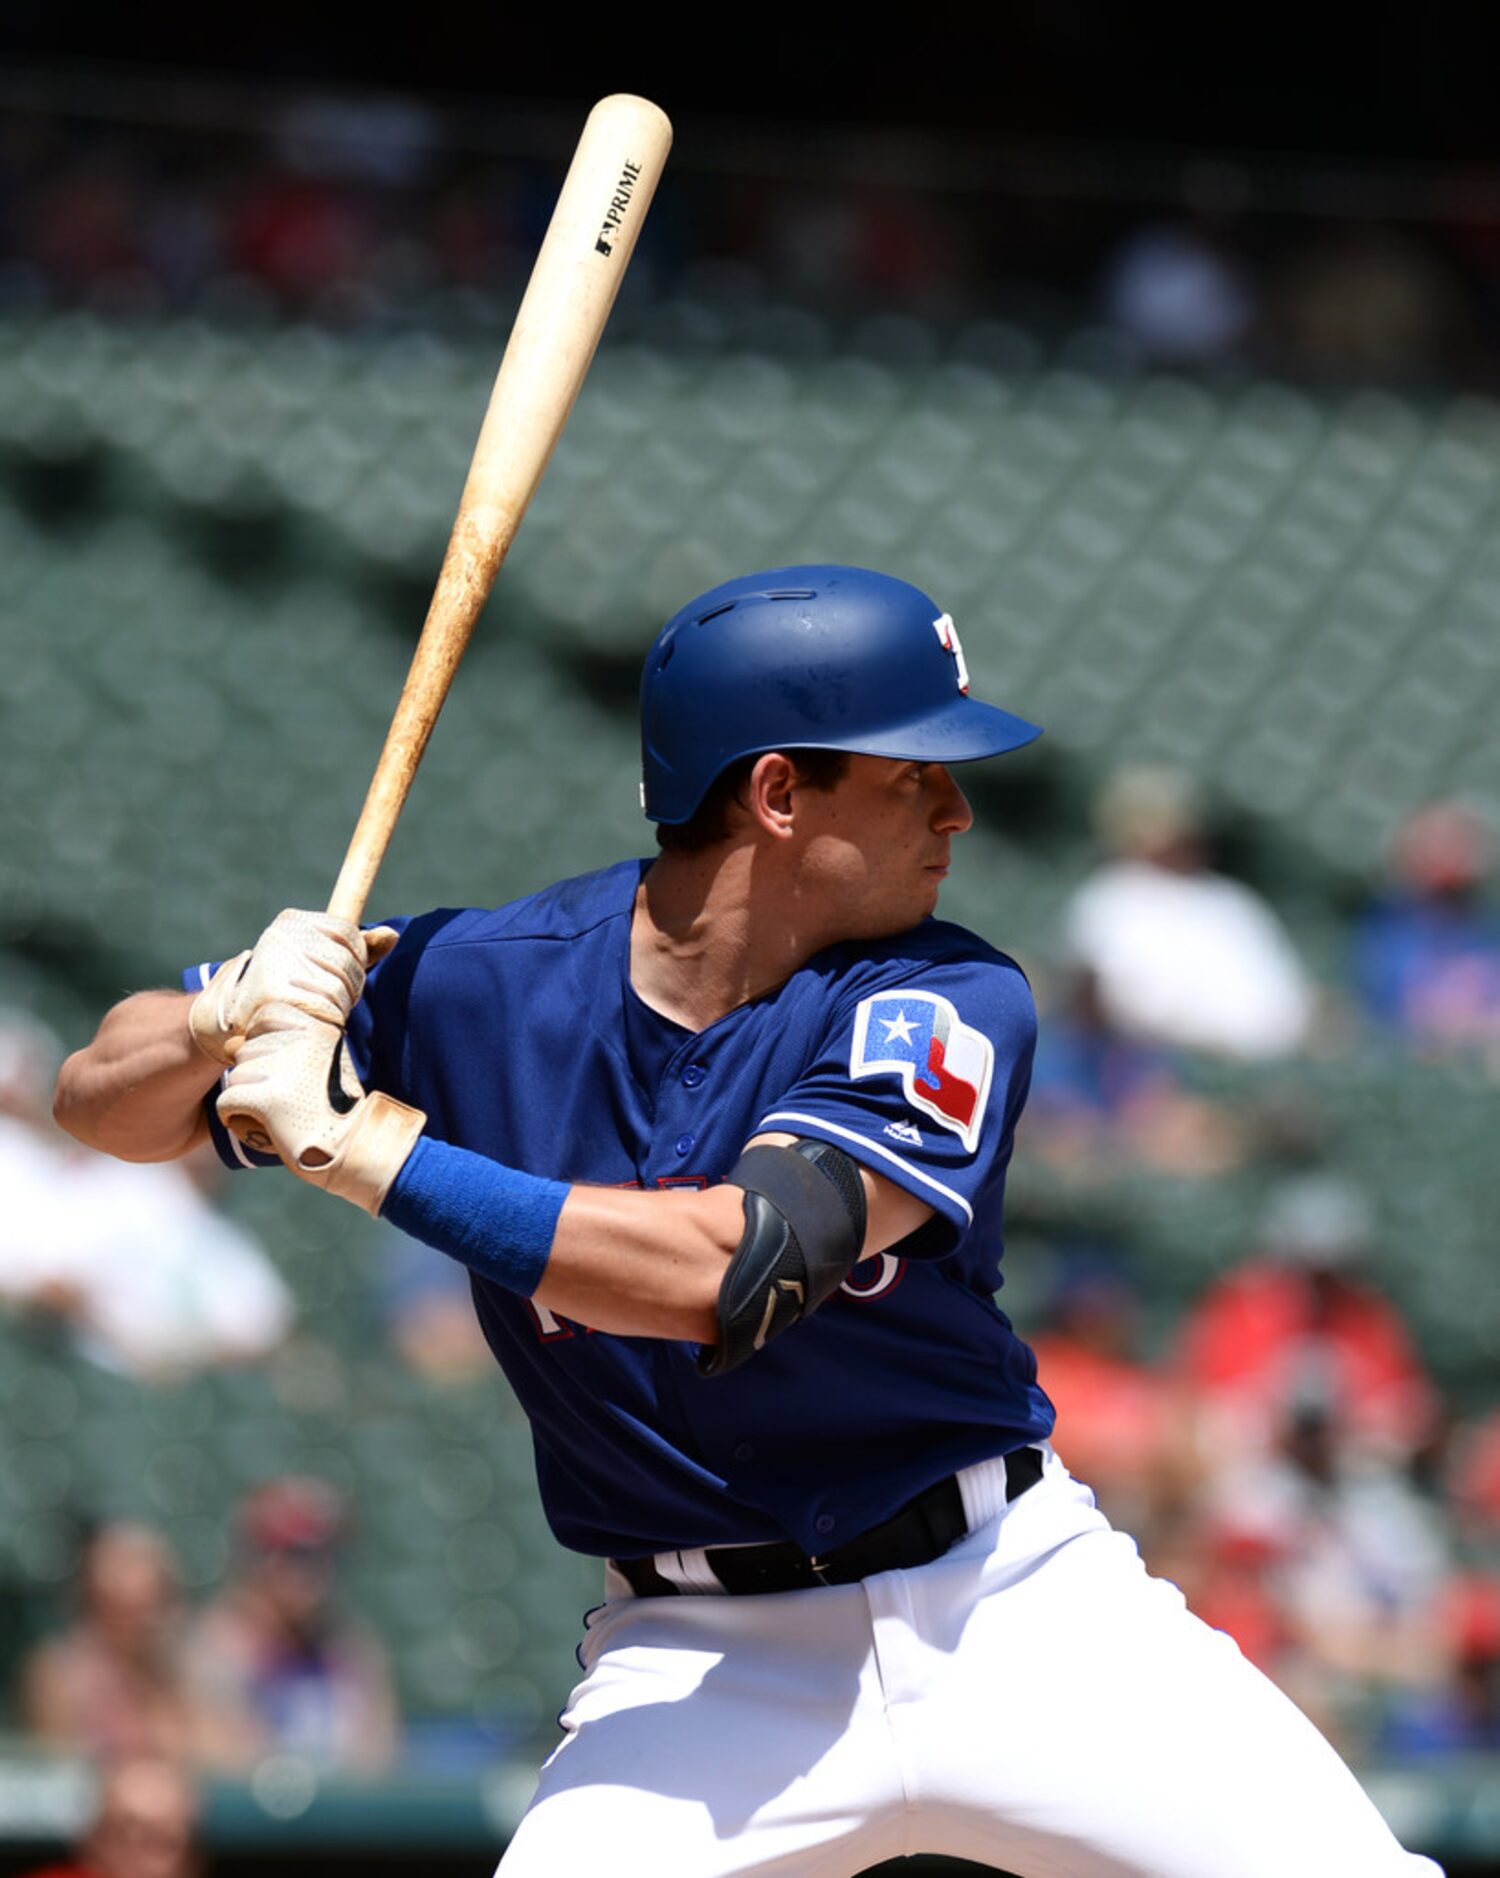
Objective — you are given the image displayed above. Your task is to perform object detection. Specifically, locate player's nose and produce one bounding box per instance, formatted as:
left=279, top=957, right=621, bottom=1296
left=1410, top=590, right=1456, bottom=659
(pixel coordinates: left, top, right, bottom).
left=930, top=766, right=973, bottom=835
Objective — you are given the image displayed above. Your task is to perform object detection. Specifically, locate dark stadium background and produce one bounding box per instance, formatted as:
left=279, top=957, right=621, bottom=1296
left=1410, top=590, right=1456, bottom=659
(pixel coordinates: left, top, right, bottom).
left=12, top=5, right=1500, bottom=154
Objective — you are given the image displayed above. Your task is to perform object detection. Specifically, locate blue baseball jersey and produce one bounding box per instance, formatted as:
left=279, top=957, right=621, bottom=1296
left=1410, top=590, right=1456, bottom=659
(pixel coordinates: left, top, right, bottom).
left=191, top=858, right=1054, bottom=1558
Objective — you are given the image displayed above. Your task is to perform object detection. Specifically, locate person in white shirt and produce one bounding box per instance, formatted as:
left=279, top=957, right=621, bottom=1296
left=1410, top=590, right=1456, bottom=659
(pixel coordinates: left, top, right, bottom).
left=0, top=1011, right=292, bottom=1377
left=1063, top=765, right=1316, bottom=1060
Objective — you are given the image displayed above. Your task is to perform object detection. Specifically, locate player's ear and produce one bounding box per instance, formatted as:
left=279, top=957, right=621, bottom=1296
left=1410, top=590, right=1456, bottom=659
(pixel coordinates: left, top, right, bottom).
left=744, top=752, right=799, bottom=838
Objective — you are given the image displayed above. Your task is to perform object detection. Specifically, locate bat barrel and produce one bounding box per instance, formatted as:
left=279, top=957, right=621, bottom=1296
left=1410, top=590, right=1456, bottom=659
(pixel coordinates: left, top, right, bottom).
left=327, top=94, right=673, bottom=926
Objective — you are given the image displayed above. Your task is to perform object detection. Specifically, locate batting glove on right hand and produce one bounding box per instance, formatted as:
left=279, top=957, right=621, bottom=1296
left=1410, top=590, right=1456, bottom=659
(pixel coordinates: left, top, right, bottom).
left=189, top=909, right=399, bottom=1067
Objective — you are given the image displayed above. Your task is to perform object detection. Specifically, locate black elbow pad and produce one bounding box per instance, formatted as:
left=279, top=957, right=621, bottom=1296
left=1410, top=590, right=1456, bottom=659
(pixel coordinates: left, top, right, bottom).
left=698, top=1139, right=867, bottom=1378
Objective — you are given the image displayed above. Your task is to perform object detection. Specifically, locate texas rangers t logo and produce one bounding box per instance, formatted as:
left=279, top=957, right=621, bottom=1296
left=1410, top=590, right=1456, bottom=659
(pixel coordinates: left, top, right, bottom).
left=932, top=613, right=970, bottom=694
left=850, top=990, right=993, bottom=1153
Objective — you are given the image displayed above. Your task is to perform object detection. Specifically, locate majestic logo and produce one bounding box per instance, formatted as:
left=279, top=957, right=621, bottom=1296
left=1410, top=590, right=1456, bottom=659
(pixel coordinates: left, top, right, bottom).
left=932, top=612, right=970, bottom=694
left=850, top=990, right=992, bottom=1152
left=884, top=1119, right=924, bottom=1146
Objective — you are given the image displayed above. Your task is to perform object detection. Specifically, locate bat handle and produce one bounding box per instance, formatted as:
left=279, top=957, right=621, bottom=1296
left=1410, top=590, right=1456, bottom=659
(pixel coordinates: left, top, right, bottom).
left=327, top=849, right=377, bottom=926
left=326, top=705, right=433, bottom=924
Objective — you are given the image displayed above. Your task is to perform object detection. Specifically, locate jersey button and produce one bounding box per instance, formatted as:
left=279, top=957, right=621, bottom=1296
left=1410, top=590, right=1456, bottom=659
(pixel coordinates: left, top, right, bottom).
left=681, top=1064, right=706, bottom=1088
left=734, top=1443, right=754, bottom=1463
left=814, top=1514, right=836, bottom=1536
left=674, top=1133, right=694, bottom=1156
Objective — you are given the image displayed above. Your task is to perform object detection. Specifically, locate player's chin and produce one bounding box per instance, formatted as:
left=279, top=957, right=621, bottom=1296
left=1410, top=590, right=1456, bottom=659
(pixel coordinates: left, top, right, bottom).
left=878, top=880, right=945, bottom=935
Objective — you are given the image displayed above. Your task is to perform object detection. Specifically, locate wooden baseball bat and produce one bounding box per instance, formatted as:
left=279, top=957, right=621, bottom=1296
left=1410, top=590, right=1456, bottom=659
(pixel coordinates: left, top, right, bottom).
left=326, top=93, right=672, bottom=924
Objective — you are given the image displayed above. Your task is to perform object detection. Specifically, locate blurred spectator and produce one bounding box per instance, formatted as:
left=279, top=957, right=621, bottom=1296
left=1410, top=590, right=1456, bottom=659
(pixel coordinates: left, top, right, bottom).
left=183, top=1478, right=397, bottom=1775
left=17, top=1753, right=200, bottom=1878
left=1175, top=1173, right=1441, bottom=1465
left=1153, top=1512, right=1292, bottom=1684
left=1025, top=1250, right=1201, bottom=1542
left=1268, top=224, right=1472, bottom=383
left=0, top=1010, right=293, bottom=1378
left=226, top=169, right=371, bottom=307
left=1101, top=215, right=1256, bottom=365
left=22, top=1525, right=193, bottom=1763
left=1354, top=801, right=1500, bottom=1061
left=1445, top=1404, right=1500, bottom=1545
left=1379, top=1573, right=1500, bottom=1757
left=26, top=146, right=145, bottom=302
left=379, top=1224, right=492, bottom=1383
left=1062, top=766, right=1316, bottom=1059
left=269, top=92, right=440, bottom=188
left=1023, top=965, right=1247, bottom=1179
left=1196, top=1387, right=1450, bottom=1753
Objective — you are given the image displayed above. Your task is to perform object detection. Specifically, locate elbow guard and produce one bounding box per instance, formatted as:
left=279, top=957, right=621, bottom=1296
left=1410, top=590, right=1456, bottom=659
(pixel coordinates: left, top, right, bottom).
left=698, top=1139, right=867, bottom=1378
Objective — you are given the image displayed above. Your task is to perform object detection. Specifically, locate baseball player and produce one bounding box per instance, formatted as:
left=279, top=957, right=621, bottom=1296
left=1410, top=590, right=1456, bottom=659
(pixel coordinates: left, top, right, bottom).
left=57, top=567, right=1443, bottom=1877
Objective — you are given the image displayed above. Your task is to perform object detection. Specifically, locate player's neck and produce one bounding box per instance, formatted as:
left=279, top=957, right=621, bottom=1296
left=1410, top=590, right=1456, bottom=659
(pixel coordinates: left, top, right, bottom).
left=630, top=847, right=827, bottom=1032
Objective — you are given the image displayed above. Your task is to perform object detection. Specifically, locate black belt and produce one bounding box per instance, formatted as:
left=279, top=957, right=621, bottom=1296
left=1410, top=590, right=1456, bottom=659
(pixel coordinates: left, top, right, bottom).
left=615, top=1446, right=1045, bottom=1599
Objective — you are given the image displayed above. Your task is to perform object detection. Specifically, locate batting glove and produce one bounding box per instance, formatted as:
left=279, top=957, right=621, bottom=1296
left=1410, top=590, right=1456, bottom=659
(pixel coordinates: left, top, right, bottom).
left=189, top=909, right=399, bottom=1067
left=216, top=1002, right=426, bottom=1217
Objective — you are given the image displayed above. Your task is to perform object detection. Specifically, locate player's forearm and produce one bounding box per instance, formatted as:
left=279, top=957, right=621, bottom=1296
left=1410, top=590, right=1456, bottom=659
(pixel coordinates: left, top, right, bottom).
left=539, top=1183, right=743, bottom=1341
left=53, top=990, right=217, bottom=1162
left=381, top=1137, right=740, bottom=1343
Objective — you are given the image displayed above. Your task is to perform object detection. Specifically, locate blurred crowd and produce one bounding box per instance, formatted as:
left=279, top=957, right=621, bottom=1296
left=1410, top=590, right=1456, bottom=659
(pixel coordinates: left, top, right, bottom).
left=6, top=99, right=1500, bottom=384
left=0, top=773, right=1493, bottom=1859
left=20, top=1483, right=395, bottom=1777
left=7, top=1484, right=392, bottom=1878
left=0, top=1008, right=414, bottom=1871
left=1019, top=773, right=1500, bottom=1765
left=1, top=99, right=1499, bottom=1867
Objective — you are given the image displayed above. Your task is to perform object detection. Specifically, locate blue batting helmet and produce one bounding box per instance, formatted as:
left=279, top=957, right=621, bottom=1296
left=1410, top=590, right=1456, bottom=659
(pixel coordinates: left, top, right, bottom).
left=639, top=565, right=1043, bottom=824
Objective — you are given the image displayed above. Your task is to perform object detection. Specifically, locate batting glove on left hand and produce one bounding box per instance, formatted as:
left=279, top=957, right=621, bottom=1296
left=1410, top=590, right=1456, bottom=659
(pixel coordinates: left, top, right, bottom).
left=217, top=1003, right=426, bottom=1217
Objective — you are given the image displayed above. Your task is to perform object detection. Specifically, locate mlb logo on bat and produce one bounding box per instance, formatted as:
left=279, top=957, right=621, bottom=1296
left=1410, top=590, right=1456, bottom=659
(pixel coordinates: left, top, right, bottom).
left=849, top=991, right=993, bottom=1152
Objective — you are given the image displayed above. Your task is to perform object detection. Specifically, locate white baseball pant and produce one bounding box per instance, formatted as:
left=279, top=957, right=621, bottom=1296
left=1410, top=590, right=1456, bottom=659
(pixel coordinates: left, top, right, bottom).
left=500, top=1447, right=1445, bottom=1877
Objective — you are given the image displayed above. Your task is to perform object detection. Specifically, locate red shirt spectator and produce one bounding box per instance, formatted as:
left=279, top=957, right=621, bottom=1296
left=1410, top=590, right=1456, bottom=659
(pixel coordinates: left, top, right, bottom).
left=1027, top=1255, right=1201, bottom=1538
left=1176, top=1175, right=1439, bottom=1462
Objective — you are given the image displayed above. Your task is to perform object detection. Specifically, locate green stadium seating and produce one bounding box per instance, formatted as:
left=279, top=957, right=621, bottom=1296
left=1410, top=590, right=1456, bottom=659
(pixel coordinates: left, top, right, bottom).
left=4, top=305, right=1500, bottom=1750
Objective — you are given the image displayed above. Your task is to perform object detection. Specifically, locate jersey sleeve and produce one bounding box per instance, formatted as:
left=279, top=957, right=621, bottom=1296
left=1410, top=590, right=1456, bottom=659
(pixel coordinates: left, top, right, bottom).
left=753, top=949, right=1037, bottom=1254
left=182, top=915, right=422, bottom=1173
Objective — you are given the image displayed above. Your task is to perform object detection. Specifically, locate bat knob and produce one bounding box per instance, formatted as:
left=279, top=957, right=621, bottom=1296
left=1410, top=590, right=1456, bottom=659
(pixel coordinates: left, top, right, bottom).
left=223, top=1114, right=273, bottom=1154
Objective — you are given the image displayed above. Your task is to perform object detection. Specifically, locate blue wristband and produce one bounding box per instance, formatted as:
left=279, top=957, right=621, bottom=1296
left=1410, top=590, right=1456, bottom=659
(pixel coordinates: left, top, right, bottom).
left=382, top=1137, right=569, bottom=1298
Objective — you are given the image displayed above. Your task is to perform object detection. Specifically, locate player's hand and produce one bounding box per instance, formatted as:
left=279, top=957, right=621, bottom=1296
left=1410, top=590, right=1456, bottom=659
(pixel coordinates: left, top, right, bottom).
left=216, top=1002, right=426, bottom=1217
left=189, top=909, right=400, bottom=1066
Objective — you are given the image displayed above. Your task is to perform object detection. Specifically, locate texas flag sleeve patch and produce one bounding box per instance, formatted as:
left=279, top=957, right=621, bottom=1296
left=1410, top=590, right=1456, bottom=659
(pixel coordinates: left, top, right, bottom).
left=849, top=990, right=994, bottom=1154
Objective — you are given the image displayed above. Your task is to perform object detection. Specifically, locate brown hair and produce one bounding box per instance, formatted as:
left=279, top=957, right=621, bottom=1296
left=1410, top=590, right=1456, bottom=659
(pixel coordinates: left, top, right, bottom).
left=655, top=748, right=851, bottom=855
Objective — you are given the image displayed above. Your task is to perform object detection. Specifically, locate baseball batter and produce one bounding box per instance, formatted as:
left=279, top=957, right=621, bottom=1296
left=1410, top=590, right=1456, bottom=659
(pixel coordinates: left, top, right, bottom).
left=57, top=567, right=1443, bottom=1877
